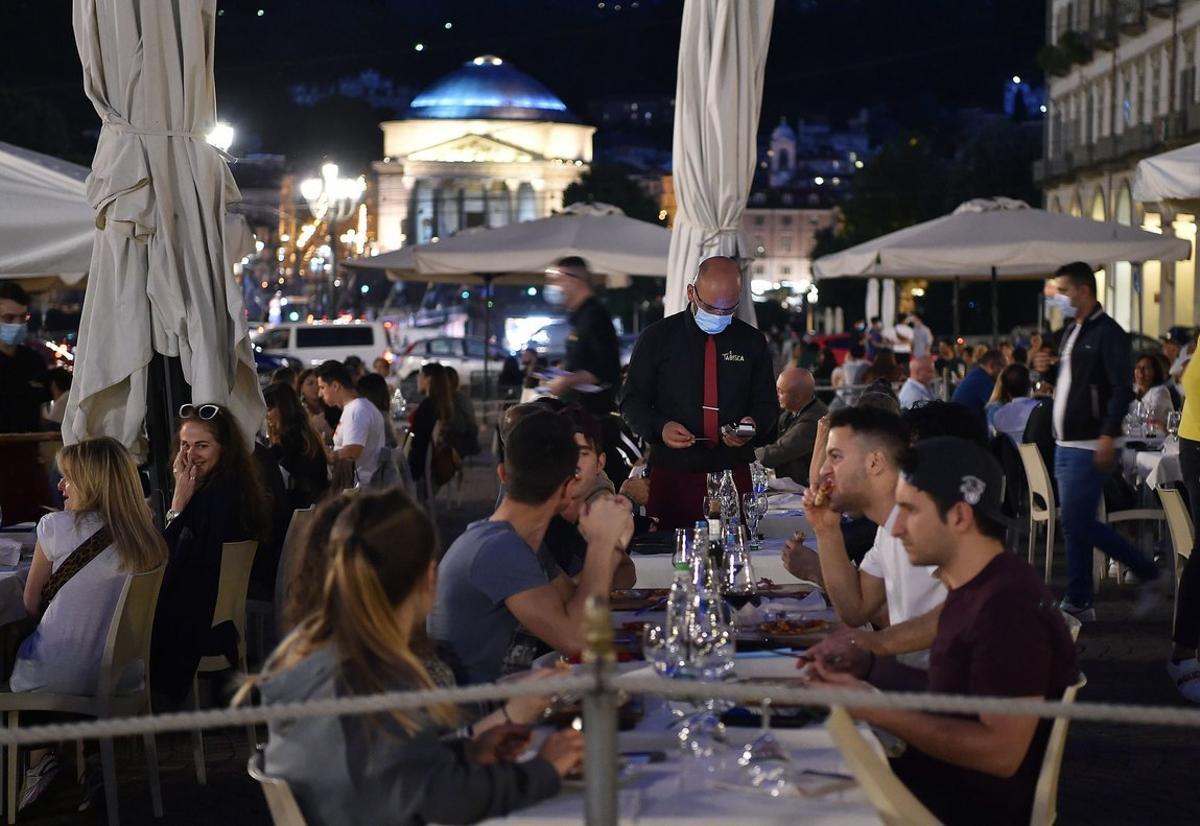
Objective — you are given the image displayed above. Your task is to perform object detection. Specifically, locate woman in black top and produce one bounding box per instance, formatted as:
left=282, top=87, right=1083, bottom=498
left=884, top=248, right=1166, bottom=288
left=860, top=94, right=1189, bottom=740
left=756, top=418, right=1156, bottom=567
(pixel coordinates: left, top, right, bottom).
left=409, top=363, right=454, bottom=483
left=151, top=404, right=271, bottom=706
left=264, top=382, right=330, bottom=510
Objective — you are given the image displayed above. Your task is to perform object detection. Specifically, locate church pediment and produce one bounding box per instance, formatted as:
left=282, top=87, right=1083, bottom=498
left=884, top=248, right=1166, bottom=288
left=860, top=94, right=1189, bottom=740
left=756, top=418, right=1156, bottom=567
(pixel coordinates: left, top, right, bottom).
left=406, top=134, right=542, bottom=164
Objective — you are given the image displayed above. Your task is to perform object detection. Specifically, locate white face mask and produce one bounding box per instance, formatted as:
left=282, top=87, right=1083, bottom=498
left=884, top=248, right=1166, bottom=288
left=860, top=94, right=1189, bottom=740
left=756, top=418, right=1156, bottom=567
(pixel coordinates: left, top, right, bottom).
left=693, top=306, right=732, bottom=335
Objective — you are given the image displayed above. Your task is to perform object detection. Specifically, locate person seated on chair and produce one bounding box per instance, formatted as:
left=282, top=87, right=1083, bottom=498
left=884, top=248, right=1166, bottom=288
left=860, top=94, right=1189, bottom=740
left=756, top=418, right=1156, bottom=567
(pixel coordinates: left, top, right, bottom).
left=543, top=405, right=637, bottom=589
left=408, top=363, right=455, bottom=486
left=150, top=404, right=271, bottom=708
left=9, top=438, right=168, bottom=812
left=810, top=437, right=1079, bottom=826
left=755, top=366, right=826, bottom=485
left=318, top=360, right=386, bottom=489
left=430, top=412, right=633, bottom=683
left=245, top=489, right=583, bottom=826
left=989, top=364, right=1039, bottom=446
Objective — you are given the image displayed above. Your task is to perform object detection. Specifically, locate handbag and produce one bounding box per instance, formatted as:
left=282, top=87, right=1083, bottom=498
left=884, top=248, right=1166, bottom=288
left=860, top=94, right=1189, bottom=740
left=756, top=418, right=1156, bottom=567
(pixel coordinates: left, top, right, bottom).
left=39, top=525, right=113, bottom=614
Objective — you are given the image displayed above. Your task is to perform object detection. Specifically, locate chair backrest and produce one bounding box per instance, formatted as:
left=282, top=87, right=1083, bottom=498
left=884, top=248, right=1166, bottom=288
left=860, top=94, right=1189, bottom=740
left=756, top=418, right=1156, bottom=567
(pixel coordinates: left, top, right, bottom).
left=274, top=509, right=315, bottom=633
left=1018, top=442, right=1055, bottom=519
left=96, top=564, right=166, bottom=708
left=825, top=706, right=941, bottom=826
left=1030, top=674, right=1088, bottom=826
left=399, top=429, right=413, bottom=460
left=248, top=751, right=308, bottom=826
left=1157, top=485, right=1193, bottom=565
left=210, top=540, right=259, bottom=663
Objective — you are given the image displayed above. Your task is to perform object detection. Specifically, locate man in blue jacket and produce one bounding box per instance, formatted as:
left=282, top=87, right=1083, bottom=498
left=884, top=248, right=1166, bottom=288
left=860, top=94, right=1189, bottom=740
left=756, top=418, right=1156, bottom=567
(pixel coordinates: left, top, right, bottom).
left=1034, top=262, right=1163, bottom=620
left=950, top=349, right=1004, bottom=420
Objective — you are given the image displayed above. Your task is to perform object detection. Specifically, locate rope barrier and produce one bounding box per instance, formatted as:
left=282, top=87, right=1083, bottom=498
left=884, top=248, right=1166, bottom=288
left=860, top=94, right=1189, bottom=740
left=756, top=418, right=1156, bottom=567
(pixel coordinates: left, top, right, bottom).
left=1, top=668, right=1198, bottom=747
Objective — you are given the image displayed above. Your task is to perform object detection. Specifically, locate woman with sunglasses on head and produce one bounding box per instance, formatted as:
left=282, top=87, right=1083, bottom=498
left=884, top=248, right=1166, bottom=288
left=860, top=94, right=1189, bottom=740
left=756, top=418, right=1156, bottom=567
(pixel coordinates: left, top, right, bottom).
left=8, top=438, right=167, bottom=811
left=264, top=382, right=330, bottom=511
left=150, top=403, right=271, bottom=707
left=241, top=488, right=582, bottom=826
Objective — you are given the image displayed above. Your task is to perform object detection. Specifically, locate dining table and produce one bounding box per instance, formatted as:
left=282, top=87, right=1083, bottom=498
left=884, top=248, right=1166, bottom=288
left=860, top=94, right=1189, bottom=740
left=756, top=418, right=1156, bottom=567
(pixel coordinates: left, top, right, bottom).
left=0, top=526, right=36, bottom=627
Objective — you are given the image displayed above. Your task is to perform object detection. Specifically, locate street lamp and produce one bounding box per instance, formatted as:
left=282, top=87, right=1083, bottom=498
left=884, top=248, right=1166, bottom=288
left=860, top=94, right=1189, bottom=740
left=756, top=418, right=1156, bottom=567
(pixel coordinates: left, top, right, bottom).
left=301, top=162, right=365, bottom=314
left=206, top=122, right=235, bottom=153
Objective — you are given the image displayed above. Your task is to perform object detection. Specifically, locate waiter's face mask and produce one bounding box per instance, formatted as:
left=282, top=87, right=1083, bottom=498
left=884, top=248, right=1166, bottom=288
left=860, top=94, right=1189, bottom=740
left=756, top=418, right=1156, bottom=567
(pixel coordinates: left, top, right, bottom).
left=688, top=282, right=736, bottom=335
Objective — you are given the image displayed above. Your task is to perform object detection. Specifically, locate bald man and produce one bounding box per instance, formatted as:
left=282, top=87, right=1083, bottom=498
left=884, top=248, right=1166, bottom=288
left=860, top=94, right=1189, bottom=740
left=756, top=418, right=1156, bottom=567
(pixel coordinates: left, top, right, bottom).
left=621, top=256, right=778, bottom=529
left=755, top=367, right=827, bottom=485
left=899, top=355, right=937, bottom=410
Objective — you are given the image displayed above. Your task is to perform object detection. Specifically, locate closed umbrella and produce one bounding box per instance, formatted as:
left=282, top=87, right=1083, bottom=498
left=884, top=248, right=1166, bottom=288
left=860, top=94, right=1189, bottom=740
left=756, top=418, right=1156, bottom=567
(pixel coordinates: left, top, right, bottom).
left=813, top=197, right=1192, bottom=338
left=664, top=0, right=774, bottom=324
left=65, top=0, right=263, bottom=457
left=0, top=142, right=92, bottom=283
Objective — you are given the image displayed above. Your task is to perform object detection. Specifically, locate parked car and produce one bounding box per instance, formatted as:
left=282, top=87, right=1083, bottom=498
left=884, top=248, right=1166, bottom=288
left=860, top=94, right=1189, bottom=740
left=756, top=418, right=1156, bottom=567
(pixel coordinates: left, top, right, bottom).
left=396, top=336, right=513, bottom=391
left=254, top=351, right=304, bottom=386
left=525, top=321, right=570, bottom=363
left=250, top=320, right=395, bottom=368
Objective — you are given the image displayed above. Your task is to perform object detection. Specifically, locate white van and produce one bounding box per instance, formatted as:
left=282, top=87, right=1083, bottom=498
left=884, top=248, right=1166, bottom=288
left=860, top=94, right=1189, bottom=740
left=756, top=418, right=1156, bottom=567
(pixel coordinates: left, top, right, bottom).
left=250, top=320, right=396, bottom=368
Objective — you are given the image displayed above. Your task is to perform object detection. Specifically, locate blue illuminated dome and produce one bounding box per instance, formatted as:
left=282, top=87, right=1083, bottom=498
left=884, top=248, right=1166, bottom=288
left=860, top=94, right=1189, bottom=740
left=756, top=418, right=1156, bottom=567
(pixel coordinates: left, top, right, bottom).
left=405, top=55, right=580, bottom=123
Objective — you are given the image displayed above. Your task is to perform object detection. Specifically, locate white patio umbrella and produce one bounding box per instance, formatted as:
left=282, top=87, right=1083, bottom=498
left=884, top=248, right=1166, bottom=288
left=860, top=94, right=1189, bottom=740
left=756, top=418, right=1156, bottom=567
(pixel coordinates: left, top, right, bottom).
left=813, top=197, right=1192, bottom=337
left=664, top=0, right=775, bottom=324
left=65, top=0, right=263, bottom=455
left=1133, top=141, right=1200, bottom=202
left=345, top=202, right=670, bottom=281
left=0, top=142, right=93, bottom=283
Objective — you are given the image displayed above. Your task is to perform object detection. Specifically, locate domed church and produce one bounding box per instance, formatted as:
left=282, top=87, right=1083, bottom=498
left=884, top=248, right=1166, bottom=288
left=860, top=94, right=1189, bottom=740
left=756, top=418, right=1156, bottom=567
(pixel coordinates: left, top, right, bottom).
left=374, top=56, right=595, bottom=251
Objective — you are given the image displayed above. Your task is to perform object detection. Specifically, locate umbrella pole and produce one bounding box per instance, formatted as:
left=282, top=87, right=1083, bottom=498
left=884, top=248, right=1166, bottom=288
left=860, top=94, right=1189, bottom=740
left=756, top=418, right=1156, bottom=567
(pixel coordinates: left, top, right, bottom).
left=953, top=277, right=961, bottom=339
left=145, top=353, right=189, bottom=524
left=991, top=267, right=999, bottom=347
left=482, top=274, right=493, bottom=404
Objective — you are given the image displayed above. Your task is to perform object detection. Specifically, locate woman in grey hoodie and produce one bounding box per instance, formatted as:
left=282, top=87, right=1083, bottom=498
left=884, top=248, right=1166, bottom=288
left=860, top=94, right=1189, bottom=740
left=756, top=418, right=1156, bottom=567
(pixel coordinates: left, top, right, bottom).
left=240, top=488, right=582, bottom=825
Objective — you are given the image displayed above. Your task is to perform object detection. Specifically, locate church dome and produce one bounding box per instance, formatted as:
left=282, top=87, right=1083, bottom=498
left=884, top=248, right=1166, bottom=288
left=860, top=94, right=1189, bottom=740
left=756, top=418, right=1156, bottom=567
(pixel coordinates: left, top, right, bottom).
left=771, top=116, right=796, bottom=142
left=405, top=56, right=580, bottom=123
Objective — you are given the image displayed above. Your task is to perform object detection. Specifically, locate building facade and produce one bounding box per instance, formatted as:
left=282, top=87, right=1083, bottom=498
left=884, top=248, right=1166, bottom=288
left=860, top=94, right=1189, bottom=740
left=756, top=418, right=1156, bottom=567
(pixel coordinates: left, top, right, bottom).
left=1037, top=0, right=1200, bottom=335
left=373, top=56, right=595, bottom=252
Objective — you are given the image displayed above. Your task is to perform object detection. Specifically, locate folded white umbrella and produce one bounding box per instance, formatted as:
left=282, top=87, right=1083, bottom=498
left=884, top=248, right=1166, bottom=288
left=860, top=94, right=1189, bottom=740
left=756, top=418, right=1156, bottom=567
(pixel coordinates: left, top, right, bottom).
left=1132, top=141, right=1200, bottom=202
left=664, top=0, right=775, bottom=325
left=813, top=198, right=1191, bottom=281
left=0, top=142, right=93, bottom=283
left=64, top=0, right=263, bottom=452
left=344, top=202, right=669, bottom=282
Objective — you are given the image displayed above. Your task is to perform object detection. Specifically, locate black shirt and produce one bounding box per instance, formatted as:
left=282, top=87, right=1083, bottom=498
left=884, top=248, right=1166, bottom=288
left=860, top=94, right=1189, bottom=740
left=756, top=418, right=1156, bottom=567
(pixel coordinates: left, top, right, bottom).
left=564, top=296, right=621, bottom=415
left=0, top=345, right=49, bottom=433
left=621, top=310, right=779, bottom=472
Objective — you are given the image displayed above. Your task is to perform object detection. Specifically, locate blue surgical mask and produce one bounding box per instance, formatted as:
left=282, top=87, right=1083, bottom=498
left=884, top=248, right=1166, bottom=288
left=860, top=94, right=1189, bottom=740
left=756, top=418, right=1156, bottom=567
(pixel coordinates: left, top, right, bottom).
left=543, top=285, right=566, bottom=306
left=0, top=323, right=27, bottom=346
left=693, top=307, right=732, bottom=335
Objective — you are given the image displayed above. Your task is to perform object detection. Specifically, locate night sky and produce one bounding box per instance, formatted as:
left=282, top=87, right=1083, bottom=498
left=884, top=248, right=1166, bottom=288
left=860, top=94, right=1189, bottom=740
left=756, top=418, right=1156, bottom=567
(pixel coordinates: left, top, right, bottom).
left=2, top=0, right=1046, bottom=167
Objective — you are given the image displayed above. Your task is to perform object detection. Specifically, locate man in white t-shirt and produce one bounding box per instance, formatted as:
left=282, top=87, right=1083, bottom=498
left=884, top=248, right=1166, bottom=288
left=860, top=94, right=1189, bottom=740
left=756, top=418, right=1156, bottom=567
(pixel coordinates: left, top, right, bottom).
left=317, top=360, right=385, bottom=488
left=800, top=405, right=946, bottom=675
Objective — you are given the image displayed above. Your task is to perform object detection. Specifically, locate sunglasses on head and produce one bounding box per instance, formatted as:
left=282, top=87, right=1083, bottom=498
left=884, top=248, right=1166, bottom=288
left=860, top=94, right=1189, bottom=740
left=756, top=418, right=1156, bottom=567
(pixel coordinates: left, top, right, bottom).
left=178, top=403, right=221, bottom=421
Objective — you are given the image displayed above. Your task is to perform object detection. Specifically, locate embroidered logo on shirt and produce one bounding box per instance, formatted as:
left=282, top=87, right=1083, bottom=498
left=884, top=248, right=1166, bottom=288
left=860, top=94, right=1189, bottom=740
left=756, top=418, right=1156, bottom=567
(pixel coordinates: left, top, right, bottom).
left=959, top=475, right=986, bottom=505
left=722, top=351, right=745, bottom=362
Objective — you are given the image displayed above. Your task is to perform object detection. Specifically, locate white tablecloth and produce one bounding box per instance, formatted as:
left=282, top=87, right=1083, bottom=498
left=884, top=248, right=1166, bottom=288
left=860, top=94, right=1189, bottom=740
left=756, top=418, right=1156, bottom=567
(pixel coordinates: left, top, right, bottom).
left=479, top=659, right=877, bottom=825
left=633, top=538, right=810, bottom=589
left=1123, top=440, right=1183, bottom=489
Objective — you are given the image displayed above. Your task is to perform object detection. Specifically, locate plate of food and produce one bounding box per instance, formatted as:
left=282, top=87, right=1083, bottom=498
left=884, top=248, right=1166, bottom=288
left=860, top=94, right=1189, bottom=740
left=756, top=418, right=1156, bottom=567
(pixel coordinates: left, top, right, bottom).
left=740, top=618, right=835, bottom=648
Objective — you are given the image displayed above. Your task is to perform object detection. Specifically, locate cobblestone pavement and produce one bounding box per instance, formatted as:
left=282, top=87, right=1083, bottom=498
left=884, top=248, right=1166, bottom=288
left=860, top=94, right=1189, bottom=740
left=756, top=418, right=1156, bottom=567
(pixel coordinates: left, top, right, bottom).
left=20, top=459, right=1200, bottom=824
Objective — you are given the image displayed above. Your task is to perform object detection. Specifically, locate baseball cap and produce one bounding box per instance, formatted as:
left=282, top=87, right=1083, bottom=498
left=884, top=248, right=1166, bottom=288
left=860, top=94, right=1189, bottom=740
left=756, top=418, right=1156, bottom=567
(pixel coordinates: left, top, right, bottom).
left=901, top=436, right=1013, bottom=528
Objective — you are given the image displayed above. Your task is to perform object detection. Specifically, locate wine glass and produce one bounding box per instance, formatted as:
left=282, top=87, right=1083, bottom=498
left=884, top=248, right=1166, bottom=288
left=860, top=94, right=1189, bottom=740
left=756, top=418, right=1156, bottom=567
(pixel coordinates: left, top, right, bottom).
left=1167, top=411, right=1182, bottom=444
left=742, top=493, right=767, bottom=551
left=643, top=622, right=681, bottom=677
left=724, top=527, right=759, bottom=617
left=677, top=598, right=734, bottom=773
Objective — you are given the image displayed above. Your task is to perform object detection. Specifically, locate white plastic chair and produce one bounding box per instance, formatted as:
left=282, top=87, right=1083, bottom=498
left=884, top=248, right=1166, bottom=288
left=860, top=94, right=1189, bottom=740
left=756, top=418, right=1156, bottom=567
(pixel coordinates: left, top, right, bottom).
left=248, top=750, right=308, bottom=826
left=825, top=706, right=941, bottom=826
left=1157, top=485, right=1193, bottom=626
left=192, top=540, right=259, bottom=785
left=1029, top=674, right=1088, bottom=826
left=0, top=565, right=166, bottom=826
left=274, top=507, right=315, bottom=636
left=1018, top=443, right=1056, bottom=583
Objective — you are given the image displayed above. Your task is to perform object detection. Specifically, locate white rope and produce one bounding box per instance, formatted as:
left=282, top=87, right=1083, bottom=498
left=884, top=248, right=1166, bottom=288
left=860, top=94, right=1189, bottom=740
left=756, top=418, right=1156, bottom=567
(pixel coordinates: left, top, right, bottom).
left=2, top=670, right=1199, bottom=747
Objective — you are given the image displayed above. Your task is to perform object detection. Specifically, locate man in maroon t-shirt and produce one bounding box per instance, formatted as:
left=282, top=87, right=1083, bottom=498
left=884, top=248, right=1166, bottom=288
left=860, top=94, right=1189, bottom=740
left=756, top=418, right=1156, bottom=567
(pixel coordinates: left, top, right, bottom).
left=813, top=436, right=1079, bottom=826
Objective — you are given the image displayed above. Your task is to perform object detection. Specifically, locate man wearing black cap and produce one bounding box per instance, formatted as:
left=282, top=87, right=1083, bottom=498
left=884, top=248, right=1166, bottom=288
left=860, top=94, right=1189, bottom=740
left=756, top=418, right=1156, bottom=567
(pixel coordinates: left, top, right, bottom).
left=813, top=436, right=1079, bottom=826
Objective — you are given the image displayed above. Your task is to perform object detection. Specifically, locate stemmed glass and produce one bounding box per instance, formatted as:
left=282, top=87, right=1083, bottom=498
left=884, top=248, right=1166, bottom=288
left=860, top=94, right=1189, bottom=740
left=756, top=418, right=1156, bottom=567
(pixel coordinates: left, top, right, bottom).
left=741, top=493, right=767, bottom=551
left=738, top=698, right=791, bottom=796
left=723, top=526, right=759, bottom=617
left=677, top=594, right=735, bottom=774
left=750, top=461, right=769, bottom=496
left=1167, top=411, right=1182, bottom=445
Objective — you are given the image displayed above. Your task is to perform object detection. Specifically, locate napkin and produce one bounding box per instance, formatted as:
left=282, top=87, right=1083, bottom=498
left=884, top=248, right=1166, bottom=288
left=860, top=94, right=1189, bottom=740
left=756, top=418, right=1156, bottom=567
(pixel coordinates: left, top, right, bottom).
left=0, top=539, right=21, bottom=567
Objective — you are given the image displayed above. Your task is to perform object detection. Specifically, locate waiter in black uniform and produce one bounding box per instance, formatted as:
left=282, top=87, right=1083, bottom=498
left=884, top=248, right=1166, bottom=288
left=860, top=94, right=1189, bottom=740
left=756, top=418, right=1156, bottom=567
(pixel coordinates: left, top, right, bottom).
left=544, top=256, right=627, bottom=483
left=0, top=282, right=51, bottom=524
left=621, top=256, right=778, bottom=530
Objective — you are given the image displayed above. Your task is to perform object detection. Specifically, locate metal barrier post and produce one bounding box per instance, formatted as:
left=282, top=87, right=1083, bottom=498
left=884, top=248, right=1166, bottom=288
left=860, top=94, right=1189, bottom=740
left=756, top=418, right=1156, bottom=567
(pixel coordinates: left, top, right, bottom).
left=582, top=596, right=617, bottom=826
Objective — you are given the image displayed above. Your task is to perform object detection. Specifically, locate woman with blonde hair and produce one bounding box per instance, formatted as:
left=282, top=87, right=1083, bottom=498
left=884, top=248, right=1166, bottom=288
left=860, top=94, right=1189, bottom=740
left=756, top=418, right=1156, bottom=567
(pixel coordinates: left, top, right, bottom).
left=244, top=488, right=581, bottom=825
left=11, top=437, right=167, bottom=809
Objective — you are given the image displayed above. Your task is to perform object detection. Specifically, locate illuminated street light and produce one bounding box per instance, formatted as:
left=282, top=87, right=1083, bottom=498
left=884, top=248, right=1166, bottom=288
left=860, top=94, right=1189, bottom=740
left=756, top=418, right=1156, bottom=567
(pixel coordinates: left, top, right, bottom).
left=301, top=162, right=366, bottom=314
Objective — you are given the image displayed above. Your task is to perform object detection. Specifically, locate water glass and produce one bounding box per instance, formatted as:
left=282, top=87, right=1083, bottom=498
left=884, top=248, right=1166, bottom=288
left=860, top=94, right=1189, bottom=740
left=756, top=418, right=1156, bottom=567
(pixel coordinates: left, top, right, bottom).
left=741, top=492, right=767, bottom=550
left=1168, top=411, right=1182, bottom=443
left=643, top=623, right=681, bottom=677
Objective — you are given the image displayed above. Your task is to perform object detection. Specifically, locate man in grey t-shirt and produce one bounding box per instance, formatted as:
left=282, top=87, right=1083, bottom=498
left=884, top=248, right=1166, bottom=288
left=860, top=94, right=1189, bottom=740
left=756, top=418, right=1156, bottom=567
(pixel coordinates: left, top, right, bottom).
left=429, top=411, right=633, bottom=684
